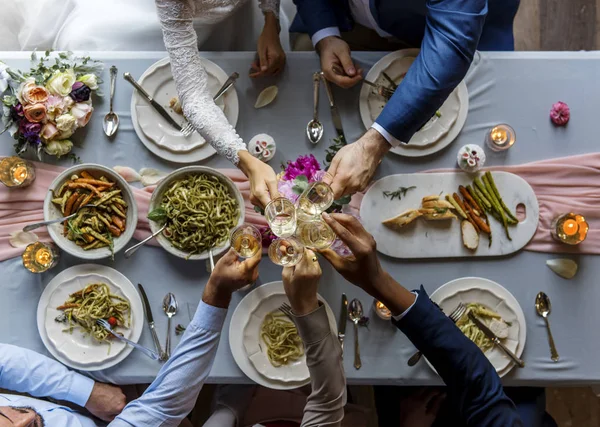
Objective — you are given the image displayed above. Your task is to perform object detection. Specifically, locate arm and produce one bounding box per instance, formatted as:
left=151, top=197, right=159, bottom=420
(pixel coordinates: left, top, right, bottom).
left=392, top=286, right=523, bottom=426
left=294, top=305, right=346, bottom=427
left=0, top=343, right=94, bottom=407
left=155, top=0, right=247, bottom=165
left=375, top=0, right=487, bottom=144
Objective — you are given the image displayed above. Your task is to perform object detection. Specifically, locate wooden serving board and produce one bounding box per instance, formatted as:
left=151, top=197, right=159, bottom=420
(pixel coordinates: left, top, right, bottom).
left=360, top=172, right=539, bottom=259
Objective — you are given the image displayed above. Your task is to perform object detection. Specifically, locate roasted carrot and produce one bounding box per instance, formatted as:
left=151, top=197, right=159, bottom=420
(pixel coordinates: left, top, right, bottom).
left=74, top=178, right=114, bottom=187
left=111, top=215, right=124, bottom=231
left=57, top=303, right=79, bottom=310
left=64, top=193, right=79, bottom=216
left=459, top=186, right=481, bottom=216
left=465, top=202, right=491, bottom=234
left=453, top=193, right=478, bottom=232
left=72, top=193, right=87, bottom=213
left=66, top=182, right=101, bottom=197
left=80, top=171, right=94, bottom=179
left=108, top=224, right=122, bottom=237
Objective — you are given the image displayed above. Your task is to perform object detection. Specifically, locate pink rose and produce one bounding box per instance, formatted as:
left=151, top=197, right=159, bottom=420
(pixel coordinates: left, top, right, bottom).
left=70, top=102, right=93, bottom=127
left=41, top=123, right=59, bottom=141
left=23, top=103, right=47, bottom=123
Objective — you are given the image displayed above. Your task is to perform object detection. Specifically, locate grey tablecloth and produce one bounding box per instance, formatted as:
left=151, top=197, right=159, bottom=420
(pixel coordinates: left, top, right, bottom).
left=1, top=51, right=599, bottom=386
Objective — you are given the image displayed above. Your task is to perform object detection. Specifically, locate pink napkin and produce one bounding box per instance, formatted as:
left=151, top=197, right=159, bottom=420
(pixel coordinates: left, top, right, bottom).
left=0, top=161, right=267, bottom=262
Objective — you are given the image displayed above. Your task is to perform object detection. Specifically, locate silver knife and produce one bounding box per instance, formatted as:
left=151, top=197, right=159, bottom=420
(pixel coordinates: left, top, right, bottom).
left=320, top=72, right=345, bottom=140
left=338, top=294, right=348, bottom=353
left=468, top=312, right=525, bottom=368
left=138, top=283, right=167, bottom=362
left=213, top=72, right=239, bottom=102
left=123, top=72, right=182, bottom=132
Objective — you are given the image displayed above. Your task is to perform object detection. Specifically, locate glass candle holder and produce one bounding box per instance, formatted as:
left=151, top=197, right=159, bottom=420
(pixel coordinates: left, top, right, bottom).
left=373, top=299, right=392, bottom=320
left=230, top=224, right=262, bottom=258
left=265, top=197, right=297, bottom=238
left=268, top=237, right=304, bottom=267
left=296, top=219, right=335, bottom=250
left=22, top=242, right=59, bottom=273
left=296, top=172, right=334, bottom=218
left=551, top=213, right=589, bottom=245
left=0, top=157, right=36, bottom=188
left=485, top=124, right=516, bottom=152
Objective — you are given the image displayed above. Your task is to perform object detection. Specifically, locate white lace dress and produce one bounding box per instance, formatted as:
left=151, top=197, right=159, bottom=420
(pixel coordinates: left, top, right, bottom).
left=156, top=0, right=280, bottom=165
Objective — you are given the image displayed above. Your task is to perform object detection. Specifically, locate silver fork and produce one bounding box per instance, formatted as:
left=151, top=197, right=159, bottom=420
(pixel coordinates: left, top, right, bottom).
left=180, top=122, right=194, bottom=137
left=279, top=302, right=294, bottom=319
left=407, top=302, right=467, bottom=366
left=363, top=79, right=395, bottom=100
left=96, top=319, right=161, bottom=360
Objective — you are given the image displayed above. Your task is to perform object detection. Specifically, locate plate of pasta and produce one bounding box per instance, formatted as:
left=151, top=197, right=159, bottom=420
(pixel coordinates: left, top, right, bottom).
left=37, top=264, right=144, bottom=371
left=428, top=277, right=526, bottom=377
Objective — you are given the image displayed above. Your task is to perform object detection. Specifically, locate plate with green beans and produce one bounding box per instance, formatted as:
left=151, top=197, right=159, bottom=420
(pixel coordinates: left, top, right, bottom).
left=147, top=166, right=245, bottom=260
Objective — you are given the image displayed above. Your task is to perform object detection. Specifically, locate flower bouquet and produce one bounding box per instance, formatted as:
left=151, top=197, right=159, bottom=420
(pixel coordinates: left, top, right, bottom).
left=1, top=51, right=103, bottom=159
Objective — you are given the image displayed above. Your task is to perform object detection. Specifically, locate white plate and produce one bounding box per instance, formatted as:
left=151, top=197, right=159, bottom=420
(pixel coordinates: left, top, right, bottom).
left=359, top=49, right=468, bottom=157
left=231, top=281, right=337, bottom=390
left=131, top=56, right=239, bottom=163
left=37, top=264, right=144, bottom=371
left=427, top=277, right=526, bottom=378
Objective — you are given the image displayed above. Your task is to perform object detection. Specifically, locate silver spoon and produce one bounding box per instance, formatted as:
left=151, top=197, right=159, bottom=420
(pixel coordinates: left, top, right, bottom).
left=348, top=299, right=363, bottom=370
left=306, top=72, right=323, bottom=144
left=103, top=65, right=119, bottom=137
left=23, top=204, right=96, bottom=232
left=124, top=224, right=167, bottom=259
left=162, top=293, right=178, bottom=359
left=535, top=292, right=559, bottom=362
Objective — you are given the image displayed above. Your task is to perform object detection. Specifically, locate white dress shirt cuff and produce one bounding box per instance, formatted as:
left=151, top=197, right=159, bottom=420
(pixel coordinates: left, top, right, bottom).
left=371, top=123, right=404, bottom=148
left=191, top=300, right=228, bottom=333
left=67, top=373, right=95, bottom=408
left=312, top=27, right=341, bottom=48
left=392, top=292, right=419, bottom=322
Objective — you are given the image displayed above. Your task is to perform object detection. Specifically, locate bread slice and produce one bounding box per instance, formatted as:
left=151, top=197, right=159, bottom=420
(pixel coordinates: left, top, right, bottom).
left=382, top=209, right=422, bottom=230
left=421, top=199, right=455, bottom=210
left=461, top=220, right=479, bottom=250
left=419, top=208, right=457, bottom=221
left=421, top=195, right=440, bottom=203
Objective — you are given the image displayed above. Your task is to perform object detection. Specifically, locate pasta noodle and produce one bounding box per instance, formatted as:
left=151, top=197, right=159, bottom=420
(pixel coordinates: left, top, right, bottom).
left=456, top=303, right=504, bottom=352
left=260, top=312, right=304, bottom=367
left=158, top=173, right=240, bottom=255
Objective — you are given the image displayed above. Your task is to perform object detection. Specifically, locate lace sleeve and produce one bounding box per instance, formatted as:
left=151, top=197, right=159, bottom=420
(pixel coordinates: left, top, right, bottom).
left=155, top=0, right=247, bottom=165
left=258, top=0, right=280, bottom=18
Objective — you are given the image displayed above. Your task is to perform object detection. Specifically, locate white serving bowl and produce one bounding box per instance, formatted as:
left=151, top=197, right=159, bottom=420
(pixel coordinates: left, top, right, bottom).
left=43, top=164, right=138, bottom=260
left=148, top=166, right=245, bottom=260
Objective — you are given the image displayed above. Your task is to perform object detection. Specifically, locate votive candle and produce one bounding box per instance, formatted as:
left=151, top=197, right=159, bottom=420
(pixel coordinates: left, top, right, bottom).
left=373, top=299, right=392, bottom=320
left=551, top=213, right=589, bottom=245
left=22, top=242, right=59, bottom=273
left=0, top=157, right=36, bottom=188
left=485, top=124, right=516, bottom=152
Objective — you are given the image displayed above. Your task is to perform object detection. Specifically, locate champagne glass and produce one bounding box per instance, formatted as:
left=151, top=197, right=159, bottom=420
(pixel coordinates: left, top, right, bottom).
left=296, top=172, right=334, bottom=218
left=296, top=219, right=335, bottom=250
left=265, top=197, right=297, bottom=237
left=268, top=237, right=304, bottom=267
left=230, top=224, right=262, bottom=258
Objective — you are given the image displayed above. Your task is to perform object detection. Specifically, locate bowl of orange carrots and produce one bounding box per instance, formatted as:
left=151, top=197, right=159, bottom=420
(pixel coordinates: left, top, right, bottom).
left=43, top=164, right=138, bottom=260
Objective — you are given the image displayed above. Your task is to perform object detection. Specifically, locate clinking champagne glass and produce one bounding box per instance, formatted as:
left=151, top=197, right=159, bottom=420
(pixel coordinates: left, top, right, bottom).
left=296, top=172, right=334, bottom=218
left=265, top=197, right=297, bottom=237
left=296, top=219, right=335, bottom=250
left=230, top=224, right=262, bottom=258
left=268, top=237, right=304, bottom=267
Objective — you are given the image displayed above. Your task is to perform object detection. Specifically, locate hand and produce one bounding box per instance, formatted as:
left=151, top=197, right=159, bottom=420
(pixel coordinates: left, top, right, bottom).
left=399, top=388, right=446, bottom=427
left=282, top=248, right=321, bottom=315
left=238, top=151, right=280, bottom=208
left=203, top=248, right=262, bottom=308
left=316, top=36, right=362, bottom=88
left=327, top=129, right=390, bottom=199
left=85, top=382, right=126, bottom=422
left=250, top=13, right=286, bottom=77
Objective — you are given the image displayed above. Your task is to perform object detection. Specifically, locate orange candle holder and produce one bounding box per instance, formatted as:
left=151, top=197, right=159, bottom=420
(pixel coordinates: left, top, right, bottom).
left=0, top=157, right=36, bottom=188
left=551, top=213, right=589, bottom=245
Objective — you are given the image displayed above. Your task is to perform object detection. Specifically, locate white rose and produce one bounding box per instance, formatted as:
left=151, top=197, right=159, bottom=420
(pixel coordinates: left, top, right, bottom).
left=44, top=139, right=73, bottom=157
left=16, top=77, right=36, bottom=104
left=71, top=103, right=94, bottom=127
left=77, top=74, right=98, bottom=90
left=55, top=113, right=78, bottom=133
left=46, top=69, right=76, bottom=97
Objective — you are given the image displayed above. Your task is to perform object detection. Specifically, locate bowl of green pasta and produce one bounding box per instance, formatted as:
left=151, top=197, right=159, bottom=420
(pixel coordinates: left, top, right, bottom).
left=148, top=166, right=245, bottom=260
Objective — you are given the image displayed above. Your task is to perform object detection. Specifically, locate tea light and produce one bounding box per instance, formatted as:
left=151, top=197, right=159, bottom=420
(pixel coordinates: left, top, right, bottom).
left=373, top=299, right=392, bottom=320
left=0, top=157, right=36, bottom=188
left=551, top=213, right=589, bottom=245
left=22, top=242, right=59, bottom=273
left=485, top=124, right=516, bottom=152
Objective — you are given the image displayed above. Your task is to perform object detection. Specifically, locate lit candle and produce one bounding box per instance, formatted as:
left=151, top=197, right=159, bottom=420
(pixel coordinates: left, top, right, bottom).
left=22, top=242, right=59, bottom=273
left=491, top=129, right=508, bottom=145
left=551, top=213, right=589, bottom=245
left=562, top=219, right=578, bottom=236
left=373, top=299, right=392, bottom=320
left=0, top=157, right=36, bottom=188
left=485, top=124, right=516, bottom=152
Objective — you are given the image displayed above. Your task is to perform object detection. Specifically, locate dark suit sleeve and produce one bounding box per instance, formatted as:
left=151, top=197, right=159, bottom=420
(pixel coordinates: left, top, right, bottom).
left=375, top=0, right=487, bottom=142
left=392, top=286, right=523, bottom=427
left=293, top=0, right=339, bottom=37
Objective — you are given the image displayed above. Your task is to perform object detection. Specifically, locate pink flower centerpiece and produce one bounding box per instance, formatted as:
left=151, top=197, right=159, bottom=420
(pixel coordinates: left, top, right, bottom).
left=550, top=101, right=570, bottom=126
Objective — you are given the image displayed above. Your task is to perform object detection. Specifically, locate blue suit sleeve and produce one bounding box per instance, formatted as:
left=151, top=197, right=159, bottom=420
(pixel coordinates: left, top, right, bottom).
left=392, top=287, right=523, bottom=427
left=375, top=0, right=487, bottom=142
left=293, top=0, right=339, bottom=37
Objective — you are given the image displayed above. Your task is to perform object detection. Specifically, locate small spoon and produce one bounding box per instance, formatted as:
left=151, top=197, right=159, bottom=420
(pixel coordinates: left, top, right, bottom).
left=162, top=293, right=178, bottom=359
left=24, top=204, right=96, bottom=232
left=103, top=65, right=119, bottom=137
left=306, top=72, right=323, bottom=144
left=535, top=292, right=560, bottom=362
left=348, top=299, right=363, bottom=370
left=124, top=224, right=166, bottom=259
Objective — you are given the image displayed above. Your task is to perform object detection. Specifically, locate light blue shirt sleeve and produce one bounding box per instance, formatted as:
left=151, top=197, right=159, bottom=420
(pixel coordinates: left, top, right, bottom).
left=0, top=343, right=95, bottom=407
left=311, top=27, right=341, bottom=47
left=110, top=301, right=227, bottom=427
